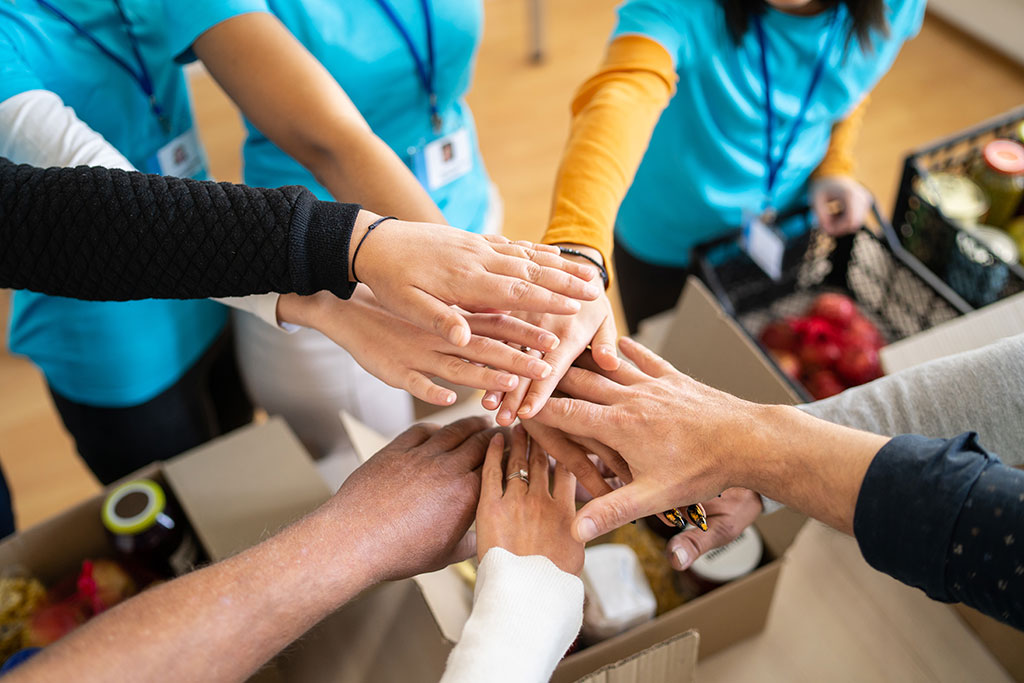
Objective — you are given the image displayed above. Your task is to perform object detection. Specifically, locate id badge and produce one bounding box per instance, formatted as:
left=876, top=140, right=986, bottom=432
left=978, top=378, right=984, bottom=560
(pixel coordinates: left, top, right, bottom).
left=411, top=127, right=473, bottom=191
left=741, top=209, right=785, bottom=281
left=148, top=129, right=204, bottom=178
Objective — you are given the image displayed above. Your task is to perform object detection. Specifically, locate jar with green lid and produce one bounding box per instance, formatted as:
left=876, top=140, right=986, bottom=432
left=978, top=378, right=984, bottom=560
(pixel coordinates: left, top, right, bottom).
left=970, top=139, right=1024, bottom=228
left=102, top=479, right=198, bottom=577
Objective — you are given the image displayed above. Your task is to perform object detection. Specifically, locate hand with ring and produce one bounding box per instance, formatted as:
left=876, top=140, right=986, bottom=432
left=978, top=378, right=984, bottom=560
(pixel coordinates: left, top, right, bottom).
left=475, top=425, right=585, bottom=576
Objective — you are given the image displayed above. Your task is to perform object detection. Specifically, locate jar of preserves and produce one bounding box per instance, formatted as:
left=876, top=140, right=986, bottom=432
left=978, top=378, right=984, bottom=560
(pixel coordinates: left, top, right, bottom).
left=101, top=479, right=198, bottom=577
left=970, top=139, right=1024, bottom=228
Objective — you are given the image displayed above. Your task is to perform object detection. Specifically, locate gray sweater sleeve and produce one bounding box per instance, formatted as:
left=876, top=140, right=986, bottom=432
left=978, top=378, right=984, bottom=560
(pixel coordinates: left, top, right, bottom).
left=799, top=334, right=1024, bottom=467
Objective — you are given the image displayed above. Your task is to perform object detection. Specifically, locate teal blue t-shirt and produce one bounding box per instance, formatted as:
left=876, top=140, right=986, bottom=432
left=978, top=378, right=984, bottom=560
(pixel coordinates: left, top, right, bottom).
left=612, top=0, right=925, bottom=268
left=166, top=0, right=492, bottom=232
left=0, top=0, right=226, bottom=407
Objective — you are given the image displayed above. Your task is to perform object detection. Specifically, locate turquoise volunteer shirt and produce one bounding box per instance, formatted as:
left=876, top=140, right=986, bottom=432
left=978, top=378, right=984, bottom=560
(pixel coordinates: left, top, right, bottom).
left=0, top=0, right=226, bottom=407
left=612, top=0, right=925, bottom=268
left=166, top=0, right=491, bottom=231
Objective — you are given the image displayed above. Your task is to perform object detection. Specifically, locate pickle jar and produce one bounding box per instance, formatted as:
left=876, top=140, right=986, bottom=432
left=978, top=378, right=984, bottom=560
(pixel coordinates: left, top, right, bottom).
left=970, top=139, right=1024, bottom=228
left=102, top=479, right=198, bottom=577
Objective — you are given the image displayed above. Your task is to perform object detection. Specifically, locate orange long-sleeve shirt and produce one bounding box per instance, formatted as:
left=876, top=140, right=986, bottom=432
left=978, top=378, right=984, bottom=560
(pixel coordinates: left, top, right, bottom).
left=542, top=34, right=868, bottom=282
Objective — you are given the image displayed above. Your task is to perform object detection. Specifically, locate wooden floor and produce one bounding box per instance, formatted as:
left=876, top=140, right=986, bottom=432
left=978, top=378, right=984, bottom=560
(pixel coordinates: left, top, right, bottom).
left=2, top=1, right=1024, bottom=533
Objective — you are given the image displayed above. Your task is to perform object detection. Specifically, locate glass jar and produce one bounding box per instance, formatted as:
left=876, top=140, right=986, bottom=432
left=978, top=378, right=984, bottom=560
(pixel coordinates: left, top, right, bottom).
left=970, top=139, right=1024, bottom=228
left=101, top=479, right=198, bottom=577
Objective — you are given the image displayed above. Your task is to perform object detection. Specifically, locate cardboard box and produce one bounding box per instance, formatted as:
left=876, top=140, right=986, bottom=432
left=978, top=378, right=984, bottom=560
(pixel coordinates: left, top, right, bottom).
left=336, top=411, right=804, bottom=682
left=0, top=419, right=333, bottom=678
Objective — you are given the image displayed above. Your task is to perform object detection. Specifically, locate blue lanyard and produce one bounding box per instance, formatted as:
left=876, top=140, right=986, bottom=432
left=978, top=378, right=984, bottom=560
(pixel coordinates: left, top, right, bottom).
left=753, top=9, right=840, bottom=206
left=35, top=0, right=169, bottom=133
left=371, top=0, right=441, bottom=133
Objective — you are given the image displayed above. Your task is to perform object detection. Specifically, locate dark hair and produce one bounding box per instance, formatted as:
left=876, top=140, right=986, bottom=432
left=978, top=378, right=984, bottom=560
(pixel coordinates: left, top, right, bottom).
left=720, top=0, right=889, bottom=51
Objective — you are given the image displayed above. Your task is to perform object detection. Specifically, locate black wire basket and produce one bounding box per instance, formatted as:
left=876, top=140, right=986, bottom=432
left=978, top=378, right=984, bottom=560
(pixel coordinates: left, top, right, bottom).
left=891, top=105, right=1024, bottom=308
left=690, top=206, right=971, bottom=401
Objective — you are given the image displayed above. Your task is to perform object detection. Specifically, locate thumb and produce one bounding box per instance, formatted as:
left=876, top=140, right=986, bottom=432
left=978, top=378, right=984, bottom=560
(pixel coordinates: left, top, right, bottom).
left=573, top=482, right=658, bottom=542
left=666, top=520, right=741, bottom=571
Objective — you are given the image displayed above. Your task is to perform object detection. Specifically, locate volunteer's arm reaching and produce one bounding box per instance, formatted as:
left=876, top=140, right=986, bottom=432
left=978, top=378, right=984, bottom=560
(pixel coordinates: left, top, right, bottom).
left=533, top=337, right=1024, bottom=629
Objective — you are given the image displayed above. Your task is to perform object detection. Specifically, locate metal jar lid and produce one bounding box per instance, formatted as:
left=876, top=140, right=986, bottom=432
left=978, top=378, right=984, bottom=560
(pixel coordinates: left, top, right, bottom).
left=690, top=525, right=764, bottom=584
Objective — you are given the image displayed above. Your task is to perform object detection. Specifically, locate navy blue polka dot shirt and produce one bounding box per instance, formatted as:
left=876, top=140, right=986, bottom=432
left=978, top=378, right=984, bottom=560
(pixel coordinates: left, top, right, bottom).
left=854, top=432, right=1023, bottom=630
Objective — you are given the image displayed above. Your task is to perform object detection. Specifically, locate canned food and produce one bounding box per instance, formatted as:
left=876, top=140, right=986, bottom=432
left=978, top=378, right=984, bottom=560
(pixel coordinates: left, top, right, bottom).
left=946, top=226, right=1018, bottom=307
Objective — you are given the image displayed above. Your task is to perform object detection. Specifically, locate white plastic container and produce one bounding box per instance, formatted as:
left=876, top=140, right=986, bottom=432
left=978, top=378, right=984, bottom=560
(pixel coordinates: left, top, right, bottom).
left=581, top=544, right=657, bottom=642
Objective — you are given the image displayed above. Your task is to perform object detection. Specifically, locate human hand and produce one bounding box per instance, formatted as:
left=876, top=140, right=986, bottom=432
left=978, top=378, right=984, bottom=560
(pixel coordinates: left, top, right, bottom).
left=811, top=175, right=872, bottom=236
left=351, top=215, right=602, bottom=347
left=476, top=426, right=584, bottom=576
left=279, top=288, right=563, bottom=405
left=483, top=291, right=619, bottom=425
left=328, top=416, right=496, bottom=582
left=520, top=419, right=631, bottom=500
left=665, top=489, right=763, bottom=571
left=533, top=337, right=767, bottom=541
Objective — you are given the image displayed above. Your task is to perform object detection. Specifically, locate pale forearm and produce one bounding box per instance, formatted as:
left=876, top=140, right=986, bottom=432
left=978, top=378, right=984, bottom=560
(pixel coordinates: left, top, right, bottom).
left=738, top=405, right=890, bottom=534
left=9, top=509, right=371, bottom=683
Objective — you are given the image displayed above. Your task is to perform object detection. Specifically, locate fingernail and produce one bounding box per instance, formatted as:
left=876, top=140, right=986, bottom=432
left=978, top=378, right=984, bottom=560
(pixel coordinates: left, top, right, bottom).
left=577, top=518, right=598, bottom=542
left=501, top=375, right=518, bottom=389
left=567, top=300, right=581, bottom=312
left=517, top=402, right=534, bottom=417
left=673, top=548, right=690, bottom=570
left=584, top=284, right=601, bottom=298
left=529, top=360, right=551, bottom=378
left=498, top=409, right=513, bottom=423
left=541, top=334, right=559, bottom=351
left=444, top=392, right=456, bottom=405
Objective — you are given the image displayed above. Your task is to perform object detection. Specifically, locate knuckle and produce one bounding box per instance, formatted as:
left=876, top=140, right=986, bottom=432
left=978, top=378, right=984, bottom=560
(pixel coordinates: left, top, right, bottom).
left=508, top=279, right=530, bottom=302
left=524, top=262, right=544, bottom=283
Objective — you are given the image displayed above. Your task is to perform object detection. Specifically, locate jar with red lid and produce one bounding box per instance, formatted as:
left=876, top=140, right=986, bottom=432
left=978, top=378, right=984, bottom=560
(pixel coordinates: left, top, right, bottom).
left=970, top=139, right=1024, bottom=228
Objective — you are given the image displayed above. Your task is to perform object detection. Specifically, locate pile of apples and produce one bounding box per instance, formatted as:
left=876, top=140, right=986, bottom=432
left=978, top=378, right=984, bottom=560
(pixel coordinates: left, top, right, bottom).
left=758, top=292, right=885, bottom=400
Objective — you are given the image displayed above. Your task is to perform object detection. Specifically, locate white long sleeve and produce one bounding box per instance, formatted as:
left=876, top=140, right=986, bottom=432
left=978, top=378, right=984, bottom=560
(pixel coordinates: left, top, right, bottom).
left=440, top=547, right=584, bottom=683
left=0, top=89, right=135, bottom=170
left=0, top=89, right=284, bottom=328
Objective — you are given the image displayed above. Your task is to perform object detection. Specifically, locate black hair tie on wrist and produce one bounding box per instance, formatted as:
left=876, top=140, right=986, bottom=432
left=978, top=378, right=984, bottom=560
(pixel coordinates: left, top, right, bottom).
left=351, top=215, right=397, bottom=284
left=558, top=246, right=609, bottom=289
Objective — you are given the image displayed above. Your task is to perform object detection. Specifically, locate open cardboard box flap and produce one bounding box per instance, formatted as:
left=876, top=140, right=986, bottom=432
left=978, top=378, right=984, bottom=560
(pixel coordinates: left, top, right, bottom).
left=163, top=417, right=332, bottom=562
left=660, top=277, right=800, bottom=405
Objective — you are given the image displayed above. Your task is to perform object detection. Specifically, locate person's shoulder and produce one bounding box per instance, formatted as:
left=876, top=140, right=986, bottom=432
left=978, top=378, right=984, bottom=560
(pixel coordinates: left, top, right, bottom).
left=884, top=0, right=927, bottom=39
left=614, top=0, right=724, bottom=66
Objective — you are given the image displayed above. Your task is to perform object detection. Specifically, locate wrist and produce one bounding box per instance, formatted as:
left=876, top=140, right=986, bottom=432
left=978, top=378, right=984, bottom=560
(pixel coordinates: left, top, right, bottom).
left=275, top=291, right=336, bottom=329
left=554, top=242, right=604, bottom=268
left=348, top=210, right=400, bottom=285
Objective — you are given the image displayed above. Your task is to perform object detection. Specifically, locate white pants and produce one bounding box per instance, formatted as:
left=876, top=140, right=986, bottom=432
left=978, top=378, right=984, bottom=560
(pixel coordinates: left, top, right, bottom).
left=234, top=184, right=503, bottom=481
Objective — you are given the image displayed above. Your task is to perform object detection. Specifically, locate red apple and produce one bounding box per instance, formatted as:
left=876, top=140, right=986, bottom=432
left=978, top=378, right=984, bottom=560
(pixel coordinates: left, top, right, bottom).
left=798, top=339, right=842, bottom=371
left=23, top=601, right=87, bottom=647
left=836, top=345, right=882, bottom=386
left=809, top=293, right=858, bottom=328
left=805, top=370, right=846, bottom=400
left=759, top=319, right=799, bottom=352
left=769, top=350, right=802, bottom=382
left=845, top=316, right=885, bottom=350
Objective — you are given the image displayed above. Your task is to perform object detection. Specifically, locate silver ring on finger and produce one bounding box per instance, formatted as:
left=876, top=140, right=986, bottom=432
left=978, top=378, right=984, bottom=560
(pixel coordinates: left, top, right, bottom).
left=506, top=469, right=529, bottom=486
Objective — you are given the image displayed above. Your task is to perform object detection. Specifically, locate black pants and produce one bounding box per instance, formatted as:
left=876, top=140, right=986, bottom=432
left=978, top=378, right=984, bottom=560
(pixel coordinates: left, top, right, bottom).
left=48, top=327, right=254, bottom=486
left=613, top=235, right=691, bottom=334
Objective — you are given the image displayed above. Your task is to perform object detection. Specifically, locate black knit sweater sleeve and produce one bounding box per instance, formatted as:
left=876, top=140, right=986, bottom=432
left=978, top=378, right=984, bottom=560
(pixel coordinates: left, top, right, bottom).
left=0, top=158, right=360, bottom=300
